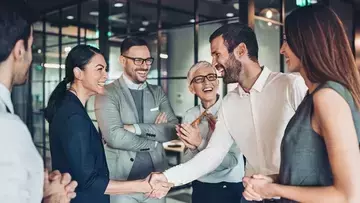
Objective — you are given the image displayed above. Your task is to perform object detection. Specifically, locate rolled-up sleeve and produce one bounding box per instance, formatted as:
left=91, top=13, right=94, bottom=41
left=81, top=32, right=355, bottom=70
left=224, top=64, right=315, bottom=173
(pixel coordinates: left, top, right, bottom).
left=62, top=114, right=109, bottom=194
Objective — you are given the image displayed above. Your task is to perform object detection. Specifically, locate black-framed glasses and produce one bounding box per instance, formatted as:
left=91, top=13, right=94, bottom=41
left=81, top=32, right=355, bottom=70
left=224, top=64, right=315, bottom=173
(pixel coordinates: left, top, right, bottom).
left=190, top=73, right=218, bottom=84
left=122, top=55, right=154, bottom=66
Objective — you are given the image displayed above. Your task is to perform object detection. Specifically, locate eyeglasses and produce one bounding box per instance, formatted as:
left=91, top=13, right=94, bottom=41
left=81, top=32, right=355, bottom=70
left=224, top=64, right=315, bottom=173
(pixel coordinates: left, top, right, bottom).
left=190, top=73, right=217, bottom=84
left=122, top=55, right=154, bottom=66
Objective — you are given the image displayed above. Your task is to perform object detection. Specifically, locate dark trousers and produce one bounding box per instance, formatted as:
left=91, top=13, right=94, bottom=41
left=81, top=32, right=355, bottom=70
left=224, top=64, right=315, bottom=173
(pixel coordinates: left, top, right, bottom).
left=192, top=180, right=244, bottom=203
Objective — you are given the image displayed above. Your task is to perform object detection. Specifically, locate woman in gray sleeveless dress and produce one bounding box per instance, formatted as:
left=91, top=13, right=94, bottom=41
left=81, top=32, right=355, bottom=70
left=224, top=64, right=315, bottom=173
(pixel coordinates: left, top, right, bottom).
left=242, top=4, right=360, bottom=203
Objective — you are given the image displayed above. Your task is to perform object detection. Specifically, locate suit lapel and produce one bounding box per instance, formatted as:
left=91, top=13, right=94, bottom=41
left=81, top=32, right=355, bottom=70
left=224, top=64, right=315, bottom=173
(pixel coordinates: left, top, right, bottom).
left=116, top=76, right=139, bottom=122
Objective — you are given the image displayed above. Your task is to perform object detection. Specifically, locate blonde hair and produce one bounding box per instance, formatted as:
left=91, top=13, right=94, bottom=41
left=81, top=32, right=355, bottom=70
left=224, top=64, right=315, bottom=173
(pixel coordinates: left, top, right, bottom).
left=187, top=61, right=216, bottom=84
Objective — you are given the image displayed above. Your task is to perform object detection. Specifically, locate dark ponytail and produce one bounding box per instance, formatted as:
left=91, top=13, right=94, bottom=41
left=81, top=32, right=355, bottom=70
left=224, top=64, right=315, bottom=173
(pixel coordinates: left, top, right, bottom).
left=44, top=44, right=101, bottom=123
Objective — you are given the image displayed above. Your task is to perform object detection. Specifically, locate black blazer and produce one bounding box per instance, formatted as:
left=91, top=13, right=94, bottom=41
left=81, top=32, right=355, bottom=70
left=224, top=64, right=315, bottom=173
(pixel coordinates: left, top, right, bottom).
left=49, top=91, right=110, bottom=203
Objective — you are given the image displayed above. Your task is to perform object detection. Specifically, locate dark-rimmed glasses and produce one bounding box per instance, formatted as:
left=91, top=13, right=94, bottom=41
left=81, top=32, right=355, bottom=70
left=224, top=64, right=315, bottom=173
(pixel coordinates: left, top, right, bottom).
left=190, top=73, right=217, bottom=84
left=122, top=55, right=154, bottom=66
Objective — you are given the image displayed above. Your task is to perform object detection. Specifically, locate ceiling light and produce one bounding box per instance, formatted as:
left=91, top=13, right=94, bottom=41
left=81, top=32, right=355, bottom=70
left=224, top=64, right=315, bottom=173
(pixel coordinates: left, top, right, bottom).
left=42, top=63, right=65, bottom=69
left=268, top=22, right=272, bottom=26
left=37, top=49, right=42, bottom=54
left=266, top=10, right=273, bottom=18
left=89, top=11, right=99, bottom=16
left=142, top=21, right=150, bottom=26
left=64, top=46, right=72, bottom=53
left=233, top=3, right=239, bottom=10
left=66, top=16, right=74, bottom=20
left=139, top=27, right=146, bottom=32
left=189, top=19, right=195, bottom=23
left=226, top=13, right=234, bottom=17
left=114, top=3, right=124, bottom=7
left=160, top=53, right=168, bottom=59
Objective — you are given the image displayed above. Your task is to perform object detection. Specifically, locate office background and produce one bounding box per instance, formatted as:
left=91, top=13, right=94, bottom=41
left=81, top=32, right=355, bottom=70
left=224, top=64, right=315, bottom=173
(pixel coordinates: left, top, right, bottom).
left=10, top=0, right=360, bottom=174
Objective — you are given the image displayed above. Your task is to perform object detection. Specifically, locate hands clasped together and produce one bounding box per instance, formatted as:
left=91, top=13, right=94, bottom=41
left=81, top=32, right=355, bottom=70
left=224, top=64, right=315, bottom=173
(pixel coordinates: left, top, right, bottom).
left=43, top=169, right=78, bottom=203
left=142, top=172, right=174, bottom=199
left=242, top=174, right=279, bottom=202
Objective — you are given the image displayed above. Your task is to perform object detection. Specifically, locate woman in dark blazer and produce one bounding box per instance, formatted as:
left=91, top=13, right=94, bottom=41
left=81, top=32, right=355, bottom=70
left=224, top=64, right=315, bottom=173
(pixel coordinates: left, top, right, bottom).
left=44, top=45, right=171, bottom=203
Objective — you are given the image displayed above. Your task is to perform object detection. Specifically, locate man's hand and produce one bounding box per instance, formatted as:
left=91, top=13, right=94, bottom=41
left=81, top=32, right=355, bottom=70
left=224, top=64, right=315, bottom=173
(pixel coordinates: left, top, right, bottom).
left=124, top=125, right=136, bottom=133
left=155, top=112, right=167, bottom=124
left=43, top=169, right=78, bottom=203
left=146, top=172, right=174, bottom=199
left=176, top=123, right=202, bottom=147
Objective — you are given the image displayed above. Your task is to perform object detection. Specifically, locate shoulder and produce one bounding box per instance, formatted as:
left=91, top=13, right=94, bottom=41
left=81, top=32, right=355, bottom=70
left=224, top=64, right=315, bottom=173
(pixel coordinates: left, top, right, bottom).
left=0, top=114, right=32, bottom=145
left=103, top=80, right=119, bottom=96
left=313, top=84, right=347, bottom=105
left=269, top=72, right=305, bottom=87
left=183, top=106, right=200, bottom=122
left=313, top=85, right=351, bottom=117
left=148, top=83, right=164, bottom=93
left=221, top=87, right=240, bottom=104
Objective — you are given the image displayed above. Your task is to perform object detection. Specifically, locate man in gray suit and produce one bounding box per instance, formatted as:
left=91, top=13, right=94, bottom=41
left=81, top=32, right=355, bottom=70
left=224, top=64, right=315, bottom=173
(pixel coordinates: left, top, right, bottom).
left=95, top=37, right=178, bottom=203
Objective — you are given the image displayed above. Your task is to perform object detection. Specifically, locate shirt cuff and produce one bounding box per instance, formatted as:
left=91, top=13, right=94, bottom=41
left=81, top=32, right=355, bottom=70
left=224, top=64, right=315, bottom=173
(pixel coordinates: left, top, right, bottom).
left=164, top=169, right=182, bottom=187
left=133, top=124, right=142, bottom=135
left=197, top=138, right=207, bottom=151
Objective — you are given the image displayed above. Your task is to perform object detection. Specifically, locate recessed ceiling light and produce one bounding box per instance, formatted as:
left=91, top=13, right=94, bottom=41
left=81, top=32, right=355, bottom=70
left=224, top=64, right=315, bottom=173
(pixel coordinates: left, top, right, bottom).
left=139, top=27, right=146, bottom=32
left=189, top=19, right=195, bottom=23
left=226, top=13, right=234, bottom=17
left=89, top=11, right=99, bottom=16
left=66, top=15, right=74, bottom=20
left=37, top=49, right=42, bottom=54
left=142, top=21, right=150, bottom=26
left=160, top=53, right=168, bottom=59
left=233, top=3, right=239, bottom=10
left=114, top=3, right=124, bottom=7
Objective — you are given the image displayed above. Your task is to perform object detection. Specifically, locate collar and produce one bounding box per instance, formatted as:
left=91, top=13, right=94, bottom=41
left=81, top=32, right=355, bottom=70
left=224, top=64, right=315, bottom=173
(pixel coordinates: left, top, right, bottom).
left=0, top=82, right=14, bottom=114
left=123, top=74, right=147, bottom=90
left=200, top=94, right=221, bottom=116
left=238, top=66, right=271, bottom=95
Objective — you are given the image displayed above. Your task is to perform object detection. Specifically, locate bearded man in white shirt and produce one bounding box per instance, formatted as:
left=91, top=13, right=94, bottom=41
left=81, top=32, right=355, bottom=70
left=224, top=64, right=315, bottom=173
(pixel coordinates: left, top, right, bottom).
left=177, top=61, right=244, bottom=203
left=147, top=23, right=308, bottom=203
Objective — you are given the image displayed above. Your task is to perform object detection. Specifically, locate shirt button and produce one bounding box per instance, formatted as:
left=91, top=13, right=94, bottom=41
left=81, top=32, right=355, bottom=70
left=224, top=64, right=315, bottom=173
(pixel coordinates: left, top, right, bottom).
left=130, top=158, right=134, bottom=162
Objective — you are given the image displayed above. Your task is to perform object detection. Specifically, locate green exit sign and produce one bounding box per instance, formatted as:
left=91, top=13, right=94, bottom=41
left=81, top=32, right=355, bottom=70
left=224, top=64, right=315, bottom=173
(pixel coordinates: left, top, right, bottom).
left=297, top=0, right=317, bottom=7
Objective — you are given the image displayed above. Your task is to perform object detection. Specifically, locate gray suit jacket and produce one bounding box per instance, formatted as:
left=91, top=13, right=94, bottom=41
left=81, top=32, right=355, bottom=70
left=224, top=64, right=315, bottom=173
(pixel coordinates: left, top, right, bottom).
left=95, top=76, right=178, bottom=180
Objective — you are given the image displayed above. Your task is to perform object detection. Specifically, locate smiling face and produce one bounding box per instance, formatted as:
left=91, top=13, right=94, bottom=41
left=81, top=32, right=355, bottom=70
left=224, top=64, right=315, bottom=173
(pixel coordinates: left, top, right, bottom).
left=189, top=66, right=219, bottom=102
left=210, top=35, right=242, bottom=84
left=280, top=34, right=302, bottom=72
left=120, top=45, right=152, bottom=84
left=80, top=53, right=108, bottom=95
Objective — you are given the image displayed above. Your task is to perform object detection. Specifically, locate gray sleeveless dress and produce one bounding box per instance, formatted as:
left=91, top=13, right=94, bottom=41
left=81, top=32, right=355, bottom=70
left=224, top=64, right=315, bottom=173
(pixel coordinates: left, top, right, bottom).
left=278, top=81, right=360, bottom=203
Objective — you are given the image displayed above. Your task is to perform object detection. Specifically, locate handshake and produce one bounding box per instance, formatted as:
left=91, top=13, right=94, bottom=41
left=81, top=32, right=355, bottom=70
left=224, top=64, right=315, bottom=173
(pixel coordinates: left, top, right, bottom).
left=144, top=172, right=174, bottom=199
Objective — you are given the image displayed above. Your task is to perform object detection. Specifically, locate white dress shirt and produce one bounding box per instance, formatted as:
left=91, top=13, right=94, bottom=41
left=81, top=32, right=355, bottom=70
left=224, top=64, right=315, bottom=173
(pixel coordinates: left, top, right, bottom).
left=164, top=67, right=307, bottom=186
left=0, top=83, right=44, bottom=203
left=182, top=97, right=244, bottom=183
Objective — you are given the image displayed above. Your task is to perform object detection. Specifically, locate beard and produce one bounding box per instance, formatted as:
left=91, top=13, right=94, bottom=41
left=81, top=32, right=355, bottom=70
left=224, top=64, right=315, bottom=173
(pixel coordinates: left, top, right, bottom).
left=222, top=54, right=242, bottom=84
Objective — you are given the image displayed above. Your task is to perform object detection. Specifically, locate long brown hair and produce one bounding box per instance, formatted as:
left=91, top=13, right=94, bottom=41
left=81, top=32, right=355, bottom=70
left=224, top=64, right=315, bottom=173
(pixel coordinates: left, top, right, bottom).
left=285, top=4, right=360, bottom=108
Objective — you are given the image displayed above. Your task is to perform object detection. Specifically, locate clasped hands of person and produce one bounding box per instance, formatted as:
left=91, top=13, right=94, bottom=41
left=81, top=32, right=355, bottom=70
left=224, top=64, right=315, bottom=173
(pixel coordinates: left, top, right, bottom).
left=242, top=174, right=279, bottom=202
left=43, top=169, right=78, bottom=203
